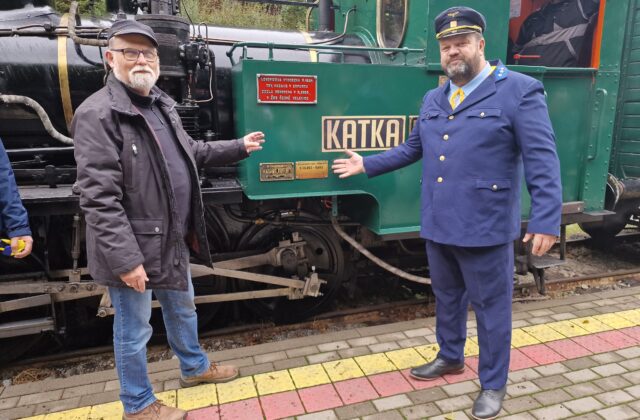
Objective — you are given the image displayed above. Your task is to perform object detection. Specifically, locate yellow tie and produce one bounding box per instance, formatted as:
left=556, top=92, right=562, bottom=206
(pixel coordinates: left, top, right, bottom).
left=450, top=88, right=465, bottom=110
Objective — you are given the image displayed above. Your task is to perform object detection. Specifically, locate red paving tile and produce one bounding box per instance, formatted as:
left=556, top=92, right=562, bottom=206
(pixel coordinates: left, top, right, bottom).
left=187, top=406, right=220, bottom=420
left=571, top=334, right=618, bottom=354
left=334, top=377, right=379, bottom=405
left=546, top=339, right=592, bottom=359
left=621, top=326, right=640, bottom=341
left=519, top=344, right=565, bottom=365
left=509, top=348, right=538, bottom=371
left=401, top=368, right=448, bottom=390
left=596, top=330, right=639, bottom=348
left=298, top=384, right=344, bottom=413
left=465, top=357, right=480, bottom=374
left=443, top=366, right=478, bottom=384
left=219, top=398, right=263, bottom=420
left=369, top=371, right=413, bottom=397
left=260, top=390, right=305, bottom=420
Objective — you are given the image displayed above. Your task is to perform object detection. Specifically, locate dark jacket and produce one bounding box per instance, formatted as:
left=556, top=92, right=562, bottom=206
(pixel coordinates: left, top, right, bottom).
left=72, top=74, right=248, bottom=290
left=0, top=138, right=31, bottom=238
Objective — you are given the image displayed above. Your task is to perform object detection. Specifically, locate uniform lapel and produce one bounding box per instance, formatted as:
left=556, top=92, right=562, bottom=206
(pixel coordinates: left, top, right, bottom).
left=435, top=84, right=454, bottom=113
left=452, top=75, right=497, bottom=114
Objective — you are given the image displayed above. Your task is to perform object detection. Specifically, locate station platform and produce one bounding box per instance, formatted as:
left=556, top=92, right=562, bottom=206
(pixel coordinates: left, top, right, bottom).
left=2, top=287, right=640, bottom=420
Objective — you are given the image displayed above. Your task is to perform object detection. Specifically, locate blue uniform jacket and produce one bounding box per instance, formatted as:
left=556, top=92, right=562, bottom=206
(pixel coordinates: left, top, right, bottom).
left=0, top=138, right=31, bottom=238
left=364, top=61, right=562, bottom=247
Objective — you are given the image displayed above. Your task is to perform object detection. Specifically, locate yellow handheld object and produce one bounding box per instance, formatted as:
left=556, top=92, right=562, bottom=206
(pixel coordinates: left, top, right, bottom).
left=0, top=238, right=26, bottom=256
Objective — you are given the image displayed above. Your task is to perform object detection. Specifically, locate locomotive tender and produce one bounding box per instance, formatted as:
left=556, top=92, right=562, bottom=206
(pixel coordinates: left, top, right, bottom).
left=0, top=0, right=638, bottom=361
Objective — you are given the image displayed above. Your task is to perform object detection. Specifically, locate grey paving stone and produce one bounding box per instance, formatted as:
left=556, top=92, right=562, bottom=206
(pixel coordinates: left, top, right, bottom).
left=0, top=382, right=47, bottom=398
left=400, top=402, right=441, bottom=419
left=397, top=337, right=428, bottom=348
left=334, top=401, right=377, bottom=419
left=533, top=389, right=573, bottom=405
left=33, top=396, right=82, bottom=415
left=286, top=346, right=318, bottom=358
left=595, top=405, right=639, bottom=420
left=307, top=351, right=340, bottom=364
left=513, top=312, right=533, bottom=321
left=273, top=356, right=308, bottom=370
left=512, top=320, right=531, bottom=329
left=406, top=387, right=448, bottom=404
left=61, top=382, right=105, bottom=399
left=371, top=394, right=412, bottom=411
left=564, top=382, right=604, bottom=399
left=573, top=309, right=600, bottom=317
left=78, top=389, right=121, bottom=407
left=619, top=357, right=640, bottom=371
left=530, top=403, right=573, bottom=419
left=338, top=346, right=371, bottom=359
left=568, top=412, right=606, bottom=420
left=0, top=396, right=18, bottom=410
left=375, top=332, right=408, bottom=343
left=363, top=410, right=404, bottom=420
left=616, top=347, right=640, bottom=359
left=434, top=395, right=474, bottom=412
left=502, top=395, right=543, bottom=414
left=594, top=389, right=635, bottom=406
left=530, top=309, right=555, bottom=317
left=163, top=379, right=181, bottom=391
left=529, top=316, right=554, bottom=325
left=562, top=358, right=600, bottom=371
left=564, top=369, right=600, bottom=384
left=563, top=397, right=605, bottom=415
left=0, top=404, right=36, bottom=419
left=624, top=384, right=640, bottom=398
left=534, top=363, right=570, bottom=376
left=622, top=370, right=640, bottom=385
left=533, top=374, right=573, bottom=391
left=500, top=413, right=537, bottom=420
left=238, top=362, right=274, bottom=376
left=297, top=410, right=338, bottom=420
left=254, top=351, right=288, bottom=364
left=404, top=327, right=433, bottom=338
left=104, top=379, right=120, bottom=392
left=573, top=302, right=598, bottom=310
left=317, top=341, right=351, bottom=352
left=509, top=368, right=542, bottom=383
left=441, top=380, right=479, bottom=397
left=507, top=381, right=542, bottom=397
left=592, top=376, right=632, bottom=391
left=346, top=337, right=378, bottom=347
left=368, top=342, right=400, bottom=353
left=17, top=389, right=63, bottom=406
left=590, top=353, right=625, bottom=365
left=550, top=313, right=577, bottom=321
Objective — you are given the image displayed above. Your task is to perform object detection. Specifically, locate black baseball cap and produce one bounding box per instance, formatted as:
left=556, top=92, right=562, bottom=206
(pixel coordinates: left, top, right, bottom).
left=434, top=6, right=486, bottom=40
left=107, top=19, right=158, bottom=47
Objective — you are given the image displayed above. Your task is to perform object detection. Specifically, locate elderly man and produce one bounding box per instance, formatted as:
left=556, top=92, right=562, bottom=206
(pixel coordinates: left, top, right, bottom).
left=332, top=6, right=562, bottom=419
left=72, top=20, right=264, bottom=420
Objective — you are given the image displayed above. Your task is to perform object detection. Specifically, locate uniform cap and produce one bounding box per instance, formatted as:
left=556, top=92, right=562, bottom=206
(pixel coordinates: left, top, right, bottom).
left=434, top=6, right=486, bottom=40
left=107, top=19, right=158, bottom=47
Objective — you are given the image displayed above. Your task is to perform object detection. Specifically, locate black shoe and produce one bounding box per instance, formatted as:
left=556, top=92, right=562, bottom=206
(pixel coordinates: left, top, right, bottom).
left=409, top=358, right=465, bottom=381
left=471, top=386, right=507, bottom=419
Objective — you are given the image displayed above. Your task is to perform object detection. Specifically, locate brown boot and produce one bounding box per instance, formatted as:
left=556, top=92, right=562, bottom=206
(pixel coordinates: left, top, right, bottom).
left=180, top=363, right=239, bottom=387
left=122, top=400, right=186, bottom=420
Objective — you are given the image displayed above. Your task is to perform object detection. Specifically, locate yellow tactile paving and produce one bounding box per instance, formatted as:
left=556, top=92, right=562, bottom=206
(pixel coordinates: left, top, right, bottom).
left=385, top=348, right=427, bottom=370
left=570, top=316, right=611, bottom=333
left=547, top=320, right=591, bottom=337
left=354, top=353, right=397, bottom=375
left=289, top=364, right=331, bottom=388
left=254, top=370, right=295, bottom=396
left=89, top=401, right=123, bottom=420
left=177, top=383, right=217, bottom=410
left=511, top=328, right=540, bottom=347
left=414, top=343, right=439, bottom=361
left=217, top=376, right=257, bottom=404
left=594, top=312, right=637, bottom=329
left=521, top=324, right=565, bottom=342
left=617, top=309, right=640, bottom=324
left=155, top=390, right=177, bottom=407
left=464, top=337, right=480, bottom=356
left=43, top=407, right=91, bottom=420
left=322, top=358, right=365, bottom=382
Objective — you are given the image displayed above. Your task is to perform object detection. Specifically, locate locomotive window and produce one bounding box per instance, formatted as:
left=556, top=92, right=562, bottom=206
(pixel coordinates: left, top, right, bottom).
left=376, top=0, right=408, bottom=49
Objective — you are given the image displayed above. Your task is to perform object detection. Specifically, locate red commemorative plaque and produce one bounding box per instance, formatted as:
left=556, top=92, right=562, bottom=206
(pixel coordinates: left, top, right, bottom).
left=257, top=74, right=317, bottom=104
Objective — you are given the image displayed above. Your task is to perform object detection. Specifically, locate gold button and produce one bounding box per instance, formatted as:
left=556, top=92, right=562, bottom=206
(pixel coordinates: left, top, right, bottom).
left=443, top=134, right=449, bottom=141
left=437, top=177, right=443, bottom=183
left=492, top=184, right=498, bottom=191
left=439, top=155, right=445, bottom=161
left=480, top=112, right=486, bottom=118
left=448, top=115, right=454, bottom=120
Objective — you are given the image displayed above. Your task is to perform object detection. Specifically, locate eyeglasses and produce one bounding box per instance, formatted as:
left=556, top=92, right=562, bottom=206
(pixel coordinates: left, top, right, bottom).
left=110, top=48, right=158, bottom=62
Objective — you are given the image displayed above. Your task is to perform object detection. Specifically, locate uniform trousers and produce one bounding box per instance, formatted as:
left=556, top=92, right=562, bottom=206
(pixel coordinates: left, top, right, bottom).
left=109, top=271, right=210, bottom=414
left=426, top=239, right=513, bottom=390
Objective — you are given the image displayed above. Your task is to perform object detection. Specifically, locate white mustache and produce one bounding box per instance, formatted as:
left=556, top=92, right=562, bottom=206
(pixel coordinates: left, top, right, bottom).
left=131, top=65, right=153, bottom=74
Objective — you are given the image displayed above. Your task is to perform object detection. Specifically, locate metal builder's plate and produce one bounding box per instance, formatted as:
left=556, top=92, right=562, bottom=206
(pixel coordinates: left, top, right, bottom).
left=296, top=160, right=328, bottom=180
left=260, top=162, right=295, bottom=182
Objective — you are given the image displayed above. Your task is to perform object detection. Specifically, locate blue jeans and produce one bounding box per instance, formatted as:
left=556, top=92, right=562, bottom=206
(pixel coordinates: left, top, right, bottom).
left=109, top=272, right=210, bottom=414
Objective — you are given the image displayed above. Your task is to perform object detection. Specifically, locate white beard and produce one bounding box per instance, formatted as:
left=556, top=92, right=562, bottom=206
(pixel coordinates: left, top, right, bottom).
left=114, top=64, right=159, bottom=93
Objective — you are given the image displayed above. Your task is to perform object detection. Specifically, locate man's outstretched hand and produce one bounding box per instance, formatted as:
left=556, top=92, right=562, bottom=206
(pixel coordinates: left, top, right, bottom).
left=243, top=132, right=265, bottom=154
left=332, top=150, right=365, bottom=179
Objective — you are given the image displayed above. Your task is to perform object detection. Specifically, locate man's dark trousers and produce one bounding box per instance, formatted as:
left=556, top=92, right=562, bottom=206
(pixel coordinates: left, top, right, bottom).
left=426, top=239, right=513, bottom=390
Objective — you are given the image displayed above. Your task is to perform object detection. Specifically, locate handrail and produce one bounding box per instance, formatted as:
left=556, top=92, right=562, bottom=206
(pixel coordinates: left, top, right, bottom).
left=226, top=42, right=424, bottom=66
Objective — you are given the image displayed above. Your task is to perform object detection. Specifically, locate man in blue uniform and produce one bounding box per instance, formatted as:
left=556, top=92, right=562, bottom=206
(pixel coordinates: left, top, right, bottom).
left=332, top=6, right=562, bottom=419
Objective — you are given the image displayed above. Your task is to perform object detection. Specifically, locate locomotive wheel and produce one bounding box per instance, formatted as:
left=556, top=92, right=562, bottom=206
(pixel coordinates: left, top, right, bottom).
left=234, top=221, right=345, bottom=323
